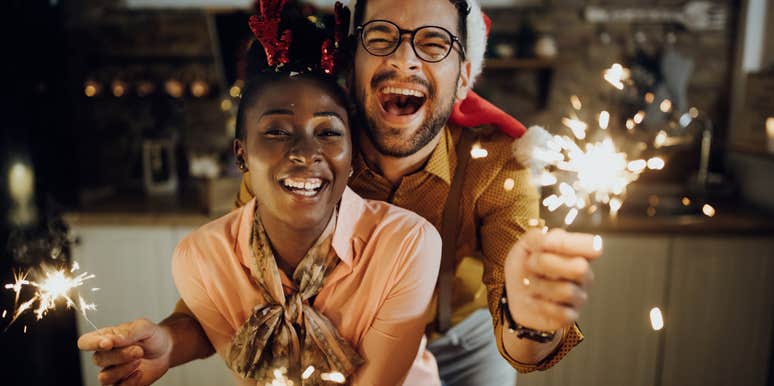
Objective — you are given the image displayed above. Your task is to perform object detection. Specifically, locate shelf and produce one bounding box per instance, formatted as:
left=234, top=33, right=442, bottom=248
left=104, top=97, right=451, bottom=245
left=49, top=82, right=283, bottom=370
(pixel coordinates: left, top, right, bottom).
left=484, top=58, right=555, bottom=70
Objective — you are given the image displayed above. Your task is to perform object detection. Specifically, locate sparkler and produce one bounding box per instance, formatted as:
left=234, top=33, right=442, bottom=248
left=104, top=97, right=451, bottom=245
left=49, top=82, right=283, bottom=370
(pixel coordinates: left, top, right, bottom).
left=3, top=262, right=99, bottom=332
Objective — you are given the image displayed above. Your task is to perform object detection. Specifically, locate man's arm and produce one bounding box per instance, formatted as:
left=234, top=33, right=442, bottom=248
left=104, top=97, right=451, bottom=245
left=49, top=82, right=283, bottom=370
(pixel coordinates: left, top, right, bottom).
left=478, top=157, right=600, bottom=372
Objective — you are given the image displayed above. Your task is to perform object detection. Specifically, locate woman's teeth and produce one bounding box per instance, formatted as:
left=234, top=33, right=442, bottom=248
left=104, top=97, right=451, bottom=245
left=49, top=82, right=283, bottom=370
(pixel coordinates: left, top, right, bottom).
left=282, top=178, right=323, bottom=196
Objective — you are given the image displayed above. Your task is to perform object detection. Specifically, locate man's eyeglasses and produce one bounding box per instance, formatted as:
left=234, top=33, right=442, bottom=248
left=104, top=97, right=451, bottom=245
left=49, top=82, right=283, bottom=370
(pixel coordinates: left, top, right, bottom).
left=356, top=20, right=466, bottom=63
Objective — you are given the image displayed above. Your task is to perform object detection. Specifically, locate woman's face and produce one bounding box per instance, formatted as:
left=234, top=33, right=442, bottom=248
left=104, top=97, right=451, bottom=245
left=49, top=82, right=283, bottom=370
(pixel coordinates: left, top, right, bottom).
left=235, top=79, right=352, bottom=232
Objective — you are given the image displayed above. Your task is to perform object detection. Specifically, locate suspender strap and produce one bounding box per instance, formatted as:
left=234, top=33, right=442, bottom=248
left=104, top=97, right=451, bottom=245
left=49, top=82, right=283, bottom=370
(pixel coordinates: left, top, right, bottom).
left=437, top=128, right=476, bottom=333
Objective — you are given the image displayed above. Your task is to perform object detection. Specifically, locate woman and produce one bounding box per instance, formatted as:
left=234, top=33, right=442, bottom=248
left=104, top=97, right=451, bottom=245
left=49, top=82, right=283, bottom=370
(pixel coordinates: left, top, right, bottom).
left=171, top=3, right=441, bottom=385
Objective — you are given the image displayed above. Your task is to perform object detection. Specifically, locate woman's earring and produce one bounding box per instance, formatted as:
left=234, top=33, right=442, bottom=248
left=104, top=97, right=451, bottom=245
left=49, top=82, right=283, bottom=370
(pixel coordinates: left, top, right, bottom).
left=237, top=159, right=248, bottom=172
left=348, top=169, right=354, bottom=178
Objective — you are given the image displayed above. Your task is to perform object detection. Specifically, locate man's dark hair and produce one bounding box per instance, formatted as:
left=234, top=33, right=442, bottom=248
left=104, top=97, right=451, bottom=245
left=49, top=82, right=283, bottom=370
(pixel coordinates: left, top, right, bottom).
left=352, top=0, right=471, bottom=47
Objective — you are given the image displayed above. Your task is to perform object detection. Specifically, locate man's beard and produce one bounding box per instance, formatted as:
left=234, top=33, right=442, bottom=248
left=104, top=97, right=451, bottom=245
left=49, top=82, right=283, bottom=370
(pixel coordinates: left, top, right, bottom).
left=357, top=71, right=459, bottom=158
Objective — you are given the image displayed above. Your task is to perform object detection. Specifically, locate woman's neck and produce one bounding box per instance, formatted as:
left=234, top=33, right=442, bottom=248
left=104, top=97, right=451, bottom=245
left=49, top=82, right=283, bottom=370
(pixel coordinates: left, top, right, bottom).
left=258, top=207, right=332, bottom=275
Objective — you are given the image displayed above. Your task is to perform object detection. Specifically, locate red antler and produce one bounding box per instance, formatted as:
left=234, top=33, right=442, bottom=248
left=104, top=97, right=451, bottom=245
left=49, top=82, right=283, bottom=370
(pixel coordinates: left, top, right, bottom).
left=321, top=2, right=350, bottom=75
left=249, top=0, right=292, bottom=67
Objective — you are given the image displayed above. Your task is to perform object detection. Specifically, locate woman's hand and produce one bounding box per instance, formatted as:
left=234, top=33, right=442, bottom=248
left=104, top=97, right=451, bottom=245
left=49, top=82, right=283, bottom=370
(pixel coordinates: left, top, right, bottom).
left=77, top=318, right=173, bottom=386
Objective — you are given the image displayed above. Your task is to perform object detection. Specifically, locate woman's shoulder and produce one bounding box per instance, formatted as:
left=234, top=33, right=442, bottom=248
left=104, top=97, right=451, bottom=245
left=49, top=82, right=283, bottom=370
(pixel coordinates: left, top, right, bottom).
left=174, top=204, right=248, bottom=264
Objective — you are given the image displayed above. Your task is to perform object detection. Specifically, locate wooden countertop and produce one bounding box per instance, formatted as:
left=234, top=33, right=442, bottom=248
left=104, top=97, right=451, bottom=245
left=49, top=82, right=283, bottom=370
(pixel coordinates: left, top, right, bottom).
left=65, top=193, right=774, bottom=235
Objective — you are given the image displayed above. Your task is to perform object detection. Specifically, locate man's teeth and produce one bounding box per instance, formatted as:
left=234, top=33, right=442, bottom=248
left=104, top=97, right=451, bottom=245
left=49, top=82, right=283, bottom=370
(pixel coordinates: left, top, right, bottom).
left=381, top=87, right=425, bottom=98
left=282, top=178, right=323, bottom=191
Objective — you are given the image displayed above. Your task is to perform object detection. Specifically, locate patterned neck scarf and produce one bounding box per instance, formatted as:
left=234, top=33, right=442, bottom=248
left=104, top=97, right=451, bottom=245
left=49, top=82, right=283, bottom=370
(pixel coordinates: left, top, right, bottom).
left=228, top=206, right=364, bottom=384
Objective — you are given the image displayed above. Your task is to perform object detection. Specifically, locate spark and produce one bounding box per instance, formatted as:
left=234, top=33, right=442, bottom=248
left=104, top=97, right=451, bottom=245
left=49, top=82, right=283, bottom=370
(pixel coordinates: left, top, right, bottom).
left=593, top=235, right=603, bottom=251
left=598, top=111, right=610, bottom=130
left=702, top=204, right=716, bottom=217
left=320, top=372, right=346, bottom=384
left=627, top=160, right=647, bottom=173
left=503, top=178, right=515, bottom=191
left=659, top=99, right=672, bottom=113
left=604, top=63, right=630, bottom=90
left=2, top=309, right=6, bottom=318
left=528, top=218, right=541, bottom=228
left=679, top=113, right=693, bottom=127
left=564, top=208, right=579, bottom=225
left=562, top=117, right=588, bottom=139
left=302, top=366, right=315, bottom=380
left=470, top=143, right=488, bottom=159
left=633, top=111, right=645, bottom=124
left=626, top=119, right=635, bottom=130
left=647, top=157, right=665, bottom=170
left=609, top=198, right=622, bottom=217
left=654, top=131, right=668, bottom=148
left=650, top=307, right=664, bottom=331
left=3, top=264, right=99, bottom=332
left=570, top=95, right=583, bottom=111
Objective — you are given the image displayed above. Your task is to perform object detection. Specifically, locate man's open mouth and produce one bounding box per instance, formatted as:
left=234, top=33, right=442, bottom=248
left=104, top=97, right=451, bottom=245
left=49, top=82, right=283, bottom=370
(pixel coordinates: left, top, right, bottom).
left=279, top=177, right=327, bottom=197
left=378, top=86, right=427, bottom=116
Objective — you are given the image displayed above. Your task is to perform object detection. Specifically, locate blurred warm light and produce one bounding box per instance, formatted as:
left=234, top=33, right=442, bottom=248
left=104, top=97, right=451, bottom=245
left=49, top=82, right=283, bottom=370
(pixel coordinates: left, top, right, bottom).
left=609, top=198, right=622, bottom=217
left=659, top=99, right=672, bottom=113
left=644, top=92, right=655, bottom=104
left=689, top=107, right=700, bottom=118
left=682, top=197, right=691, bottom=206
left=766, top=117, right=774, bottom=138
left=647, top=157, right=665, bottom=170
left=8, top=161, right=35, bottom=203
left=164, top=79, right=184, bottom=98
left=220, top=99, right=233, bottom=111
left=229, top=85, right=242, bottom=98
left=470, top=143, right=488, bottom=159
left=598, top=111, right=610, bottom=130
left=137, top=81, right=156, bottom=97
left=570, top=95, right=583, bottom=110
left=702, top=204, right=716, bottom=217
left=647, top=207, right=657, bottom=217
left=626, top=119, right=635, bottom=130
left=679, top=113, right=693, bottom=128
left=111, top=80, right=127, bottom=98
left=562, top=117, right=588, bottom=139
left=503, top=178, right=515, bottom=191
left=650, top=307, right=664, bottom=331
left=84, top=80, right=101, bottom=97
left=190, top=80, right=209, bottom=98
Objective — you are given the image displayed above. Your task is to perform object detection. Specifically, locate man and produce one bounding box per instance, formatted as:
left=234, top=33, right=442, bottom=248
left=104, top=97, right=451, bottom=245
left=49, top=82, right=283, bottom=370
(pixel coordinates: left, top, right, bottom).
left=78, top=1, right=602, bottom=385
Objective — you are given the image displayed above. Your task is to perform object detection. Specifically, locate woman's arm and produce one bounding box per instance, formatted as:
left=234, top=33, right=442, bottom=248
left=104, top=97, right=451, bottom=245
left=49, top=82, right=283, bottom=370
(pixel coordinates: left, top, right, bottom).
left=352, top=222, right=442, bottom=386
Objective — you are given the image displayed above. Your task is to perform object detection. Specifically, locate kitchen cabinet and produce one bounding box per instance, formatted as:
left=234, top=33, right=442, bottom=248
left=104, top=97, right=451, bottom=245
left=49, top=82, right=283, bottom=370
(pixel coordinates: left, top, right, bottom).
left=71, top=224, right=233, bottom=386
left=517, top=235, right=774, bottom=386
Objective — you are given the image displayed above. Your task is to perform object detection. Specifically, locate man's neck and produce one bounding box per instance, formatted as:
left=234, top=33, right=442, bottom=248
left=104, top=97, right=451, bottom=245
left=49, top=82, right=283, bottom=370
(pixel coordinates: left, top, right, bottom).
left=359, top=128, right=444, bottom=187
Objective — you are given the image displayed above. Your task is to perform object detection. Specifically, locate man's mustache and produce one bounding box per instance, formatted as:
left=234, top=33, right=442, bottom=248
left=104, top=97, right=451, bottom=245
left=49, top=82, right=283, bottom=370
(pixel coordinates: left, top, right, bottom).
left=370, top=71, right=434, bottom=99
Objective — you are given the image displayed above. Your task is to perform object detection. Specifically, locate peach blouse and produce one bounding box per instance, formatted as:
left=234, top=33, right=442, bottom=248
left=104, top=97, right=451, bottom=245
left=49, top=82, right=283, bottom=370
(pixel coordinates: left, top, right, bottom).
left=172, top=187, right=442, bottom=385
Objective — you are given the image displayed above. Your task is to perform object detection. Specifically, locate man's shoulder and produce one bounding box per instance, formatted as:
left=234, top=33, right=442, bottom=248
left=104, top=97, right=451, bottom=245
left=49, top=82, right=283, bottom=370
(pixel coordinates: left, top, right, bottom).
left=176, top=206, right=243, bottom=262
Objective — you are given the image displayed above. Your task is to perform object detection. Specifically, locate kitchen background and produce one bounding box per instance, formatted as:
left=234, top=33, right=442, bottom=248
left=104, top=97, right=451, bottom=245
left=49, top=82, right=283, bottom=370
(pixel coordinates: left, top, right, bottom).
left=1, top=0, right=773, bottom=385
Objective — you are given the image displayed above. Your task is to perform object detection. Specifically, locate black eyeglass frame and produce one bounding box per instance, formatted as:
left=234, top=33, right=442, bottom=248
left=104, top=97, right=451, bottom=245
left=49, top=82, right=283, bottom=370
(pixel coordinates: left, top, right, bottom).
left=356, top=19, right=467, bottom=63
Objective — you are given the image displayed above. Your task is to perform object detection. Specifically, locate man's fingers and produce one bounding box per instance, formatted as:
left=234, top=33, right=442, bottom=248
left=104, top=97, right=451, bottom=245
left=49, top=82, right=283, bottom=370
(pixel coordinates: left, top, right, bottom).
left=519, top=295, right=579, bottom=331
left=542, top=229, right=603, bottom=259
left=93, top=345, right=144, bottom=368
left=527, top=253, right=592, bottom=284
left=97, top=360, right=141, bottom=385
left=526, top=276, right=588, bottom=308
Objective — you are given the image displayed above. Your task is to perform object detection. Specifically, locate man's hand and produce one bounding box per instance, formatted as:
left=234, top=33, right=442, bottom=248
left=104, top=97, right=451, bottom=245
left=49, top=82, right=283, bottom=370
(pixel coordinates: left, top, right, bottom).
left=77, top=318, right=173, bottom=386
left=504, top=228, right=602, bottom=332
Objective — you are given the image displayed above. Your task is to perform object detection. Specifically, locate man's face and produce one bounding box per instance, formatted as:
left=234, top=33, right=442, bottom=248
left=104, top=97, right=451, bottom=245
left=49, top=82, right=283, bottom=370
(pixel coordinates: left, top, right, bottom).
left=353, top=0, right=471, bottom=158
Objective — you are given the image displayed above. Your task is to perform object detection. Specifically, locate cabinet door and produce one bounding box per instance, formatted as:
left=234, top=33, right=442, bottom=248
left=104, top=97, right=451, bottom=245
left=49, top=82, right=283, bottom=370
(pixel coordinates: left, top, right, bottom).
left=517, top=235, right=671, bottom=386
left=662, top=236, right=774, bottom=386
left=72, top=225, right=233, bottom=386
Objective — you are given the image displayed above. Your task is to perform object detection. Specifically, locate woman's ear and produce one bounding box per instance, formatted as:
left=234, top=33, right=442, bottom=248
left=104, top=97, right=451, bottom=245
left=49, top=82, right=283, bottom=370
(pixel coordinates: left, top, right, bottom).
left=233, top=139, right=248, bottom=172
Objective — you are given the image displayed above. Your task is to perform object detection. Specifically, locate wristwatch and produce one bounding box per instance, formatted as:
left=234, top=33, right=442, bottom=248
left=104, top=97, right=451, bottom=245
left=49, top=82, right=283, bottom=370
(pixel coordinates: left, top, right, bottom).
left=500, top=290, right=557, bottom=343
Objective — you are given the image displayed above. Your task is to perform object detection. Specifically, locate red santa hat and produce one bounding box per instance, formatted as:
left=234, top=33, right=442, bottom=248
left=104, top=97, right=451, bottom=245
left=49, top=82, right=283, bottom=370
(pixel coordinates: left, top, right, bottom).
left=347, top=0, right=527, bottom=138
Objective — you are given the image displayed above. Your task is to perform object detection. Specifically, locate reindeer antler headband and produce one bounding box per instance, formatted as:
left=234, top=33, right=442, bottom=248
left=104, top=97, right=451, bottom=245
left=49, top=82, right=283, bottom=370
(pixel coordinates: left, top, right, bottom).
left=248, top=0, right=350, bottom=75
